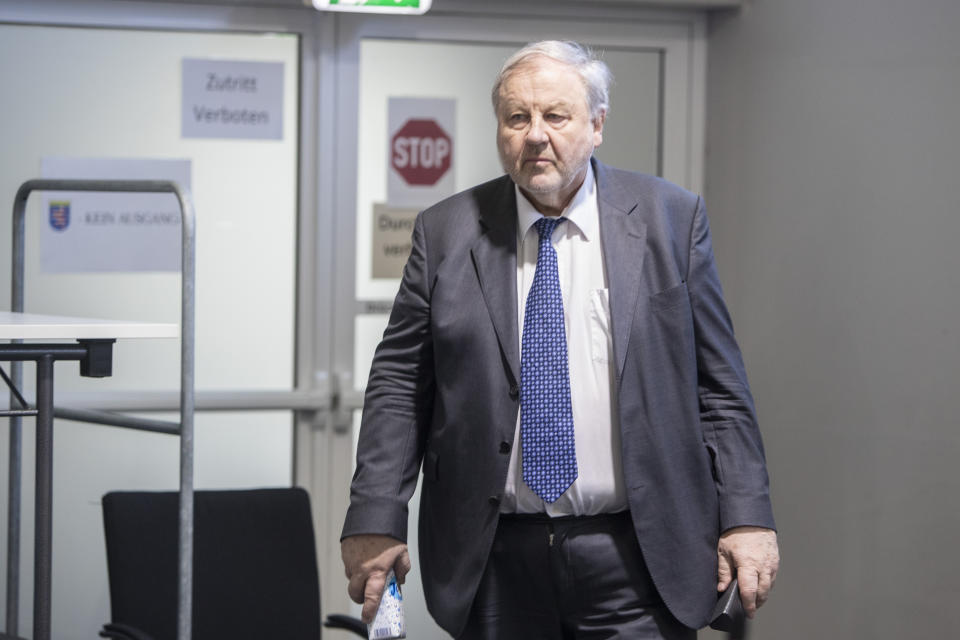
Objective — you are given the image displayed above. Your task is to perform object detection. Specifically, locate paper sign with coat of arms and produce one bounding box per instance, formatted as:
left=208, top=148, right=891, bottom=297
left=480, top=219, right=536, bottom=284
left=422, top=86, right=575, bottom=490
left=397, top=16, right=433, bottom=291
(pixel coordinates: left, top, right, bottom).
left=40, top=157, right=191, bottom=273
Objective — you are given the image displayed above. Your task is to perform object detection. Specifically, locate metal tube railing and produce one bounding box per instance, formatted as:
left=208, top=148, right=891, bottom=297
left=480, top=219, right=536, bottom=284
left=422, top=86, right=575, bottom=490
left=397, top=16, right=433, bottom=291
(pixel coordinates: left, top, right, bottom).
left=51, top=389, right=332, bottom=413
left=7, top=179, right=195, bottom=640
left=52, top=407, right=182, bottom=436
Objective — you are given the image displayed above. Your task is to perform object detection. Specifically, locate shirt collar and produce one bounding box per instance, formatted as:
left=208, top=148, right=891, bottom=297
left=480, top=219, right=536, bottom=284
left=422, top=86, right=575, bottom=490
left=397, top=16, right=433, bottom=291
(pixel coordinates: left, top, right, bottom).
left=515, top=162, right=598, bottom=244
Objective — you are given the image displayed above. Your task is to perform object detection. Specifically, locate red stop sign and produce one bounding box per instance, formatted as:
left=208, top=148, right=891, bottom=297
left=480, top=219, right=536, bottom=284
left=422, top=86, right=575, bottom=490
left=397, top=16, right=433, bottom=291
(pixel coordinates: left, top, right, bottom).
left=391, top=119, right=452, bottom=186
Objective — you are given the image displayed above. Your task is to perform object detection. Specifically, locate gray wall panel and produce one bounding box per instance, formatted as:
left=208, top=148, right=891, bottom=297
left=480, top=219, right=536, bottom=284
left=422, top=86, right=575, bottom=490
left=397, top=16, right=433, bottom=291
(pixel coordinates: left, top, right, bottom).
left=704, top=1, right=960, bottom=637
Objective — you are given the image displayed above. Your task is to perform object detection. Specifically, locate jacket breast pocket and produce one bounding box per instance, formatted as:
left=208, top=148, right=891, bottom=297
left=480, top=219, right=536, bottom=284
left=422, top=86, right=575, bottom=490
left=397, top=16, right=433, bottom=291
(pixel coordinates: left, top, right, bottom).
left=649, top=281, right=689, bottom=312
left=643, top=281, right=695, bottom=373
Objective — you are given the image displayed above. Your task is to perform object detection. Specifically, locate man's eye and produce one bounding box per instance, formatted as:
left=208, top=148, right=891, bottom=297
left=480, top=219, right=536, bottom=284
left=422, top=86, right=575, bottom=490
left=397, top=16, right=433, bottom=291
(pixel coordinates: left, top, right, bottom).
left=545, top=113, right=566, bottom=123
left=508, top=113, right=528, bottom=123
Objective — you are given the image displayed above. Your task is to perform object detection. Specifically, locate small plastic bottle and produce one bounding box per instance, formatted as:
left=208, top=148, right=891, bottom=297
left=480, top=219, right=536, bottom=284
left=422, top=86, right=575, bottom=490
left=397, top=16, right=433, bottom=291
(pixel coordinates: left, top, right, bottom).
left=367, top=569, right=406, bottom=639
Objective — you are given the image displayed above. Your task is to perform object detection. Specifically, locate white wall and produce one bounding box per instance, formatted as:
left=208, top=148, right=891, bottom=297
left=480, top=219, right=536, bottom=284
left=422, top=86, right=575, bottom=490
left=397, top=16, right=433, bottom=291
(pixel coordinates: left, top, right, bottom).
left=704, top=1, right=960, bottom=637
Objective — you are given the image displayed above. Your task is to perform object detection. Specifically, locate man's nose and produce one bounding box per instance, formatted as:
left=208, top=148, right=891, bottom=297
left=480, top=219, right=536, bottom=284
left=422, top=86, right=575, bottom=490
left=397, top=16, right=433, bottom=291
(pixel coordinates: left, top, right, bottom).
left=525, top=117, right=548, bottom=145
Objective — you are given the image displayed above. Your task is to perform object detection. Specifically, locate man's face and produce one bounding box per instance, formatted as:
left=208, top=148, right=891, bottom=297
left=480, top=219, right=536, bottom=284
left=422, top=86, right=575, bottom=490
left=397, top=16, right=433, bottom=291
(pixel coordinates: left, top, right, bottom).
left=496, top=56, right=604, bottom=214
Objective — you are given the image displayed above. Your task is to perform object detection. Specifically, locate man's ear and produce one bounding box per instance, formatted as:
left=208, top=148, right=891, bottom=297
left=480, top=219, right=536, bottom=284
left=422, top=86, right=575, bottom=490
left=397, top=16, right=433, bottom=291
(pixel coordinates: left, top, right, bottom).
left=593, top=110, right=606, bottom=146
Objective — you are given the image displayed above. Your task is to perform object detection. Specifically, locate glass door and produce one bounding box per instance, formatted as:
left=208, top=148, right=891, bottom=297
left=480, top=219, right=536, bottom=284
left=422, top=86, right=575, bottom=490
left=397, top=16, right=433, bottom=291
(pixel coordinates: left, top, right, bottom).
left=0, top=10, right=309, bottom=636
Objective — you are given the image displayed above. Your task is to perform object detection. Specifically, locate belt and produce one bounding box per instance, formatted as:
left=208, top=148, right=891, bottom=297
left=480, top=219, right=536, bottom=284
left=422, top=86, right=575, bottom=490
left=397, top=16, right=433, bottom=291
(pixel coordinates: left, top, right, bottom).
left=497, top=510, right=633, bottom=547
left=499, top=510, right=630, bottom=524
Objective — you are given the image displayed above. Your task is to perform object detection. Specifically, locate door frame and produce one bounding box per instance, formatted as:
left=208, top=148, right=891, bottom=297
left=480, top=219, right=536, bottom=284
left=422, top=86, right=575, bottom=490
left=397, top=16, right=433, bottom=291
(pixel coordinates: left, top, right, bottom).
left=320, top=1, right=707, bottom=623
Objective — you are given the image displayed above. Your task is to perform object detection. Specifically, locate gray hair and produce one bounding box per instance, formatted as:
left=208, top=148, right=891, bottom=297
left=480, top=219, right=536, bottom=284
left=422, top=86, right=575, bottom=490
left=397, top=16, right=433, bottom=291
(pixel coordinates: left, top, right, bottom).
left=491, top=40, right=613, bottom=122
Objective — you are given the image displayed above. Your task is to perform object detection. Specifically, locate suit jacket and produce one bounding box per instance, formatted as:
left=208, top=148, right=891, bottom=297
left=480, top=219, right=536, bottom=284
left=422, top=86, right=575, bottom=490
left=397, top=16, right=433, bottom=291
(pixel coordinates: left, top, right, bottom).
left=342, top=159, right=775, bottom=635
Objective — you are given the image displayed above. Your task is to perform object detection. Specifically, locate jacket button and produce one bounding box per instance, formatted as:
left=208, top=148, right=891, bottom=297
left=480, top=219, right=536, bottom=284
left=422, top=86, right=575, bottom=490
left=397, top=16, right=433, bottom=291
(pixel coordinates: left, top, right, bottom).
left=499, top=441, right=511, bottom=454
left=488, top=495, right=501, bottom=506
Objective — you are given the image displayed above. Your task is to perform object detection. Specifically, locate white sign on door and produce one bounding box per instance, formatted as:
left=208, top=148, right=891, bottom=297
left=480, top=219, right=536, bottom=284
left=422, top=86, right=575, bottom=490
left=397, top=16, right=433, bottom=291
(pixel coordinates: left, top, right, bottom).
left=40, top=156, right=191, bottom=273
left=182, top=58, right=284, bottom=140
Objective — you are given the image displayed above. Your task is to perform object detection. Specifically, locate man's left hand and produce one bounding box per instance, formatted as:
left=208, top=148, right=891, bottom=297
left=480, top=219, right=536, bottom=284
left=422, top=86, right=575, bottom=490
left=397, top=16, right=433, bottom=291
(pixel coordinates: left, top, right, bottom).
left=717, top=526, right=779, bottom=619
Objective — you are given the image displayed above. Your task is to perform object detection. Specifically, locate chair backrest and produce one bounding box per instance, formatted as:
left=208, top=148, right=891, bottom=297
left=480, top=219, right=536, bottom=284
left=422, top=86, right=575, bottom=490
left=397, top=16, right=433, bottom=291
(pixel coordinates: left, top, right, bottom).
left=102, top=488, right=321, bottom=640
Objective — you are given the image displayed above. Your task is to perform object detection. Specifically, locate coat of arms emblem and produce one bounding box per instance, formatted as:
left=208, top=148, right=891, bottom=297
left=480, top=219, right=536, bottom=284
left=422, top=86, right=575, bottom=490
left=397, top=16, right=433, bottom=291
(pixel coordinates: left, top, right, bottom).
left=49, top=201, right=70, bottom=231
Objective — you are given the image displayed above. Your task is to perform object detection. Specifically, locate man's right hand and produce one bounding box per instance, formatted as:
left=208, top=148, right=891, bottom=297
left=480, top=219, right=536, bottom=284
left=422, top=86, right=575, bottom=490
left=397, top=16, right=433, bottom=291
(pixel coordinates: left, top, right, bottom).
left=341, top=534, right=411, bottom=623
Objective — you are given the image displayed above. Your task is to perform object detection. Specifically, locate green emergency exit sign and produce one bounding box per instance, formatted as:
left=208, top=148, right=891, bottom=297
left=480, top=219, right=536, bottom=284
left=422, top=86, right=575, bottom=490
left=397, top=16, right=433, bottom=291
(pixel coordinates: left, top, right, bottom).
left=312, top=0, right=432, bottom=14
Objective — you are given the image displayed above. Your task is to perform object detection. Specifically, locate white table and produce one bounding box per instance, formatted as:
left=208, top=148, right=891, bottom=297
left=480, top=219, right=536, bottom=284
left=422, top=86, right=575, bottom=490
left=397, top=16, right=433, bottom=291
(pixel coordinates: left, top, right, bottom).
left=1, top=312, right=177, bottom=640
left=0, top=311, right=178, bottom=340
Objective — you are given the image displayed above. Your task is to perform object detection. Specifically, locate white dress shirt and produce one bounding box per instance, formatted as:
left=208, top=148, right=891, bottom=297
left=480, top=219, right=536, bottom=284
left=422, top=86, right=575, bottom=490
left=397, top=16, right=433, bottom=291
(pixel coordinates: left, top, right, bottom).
left=501, top=165, right=628, bottom=516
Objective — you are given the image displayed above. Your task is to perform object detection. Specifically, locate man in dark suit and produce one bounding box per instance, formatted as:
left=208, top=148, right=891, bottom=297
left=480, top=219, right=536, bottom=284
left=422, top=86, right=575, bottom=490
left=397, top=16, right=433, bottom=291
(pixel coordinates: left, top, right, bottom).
left=342, top=40, right=778, bottom=639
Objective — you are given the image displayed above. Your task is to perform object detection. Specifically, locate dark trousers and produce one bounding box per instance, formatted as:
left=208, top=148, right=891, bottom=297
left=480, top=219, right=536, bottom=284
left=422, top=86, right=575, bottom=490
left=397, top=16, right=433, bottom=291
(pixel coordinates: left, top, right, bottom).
left=458, top=511, right=695, bottom=640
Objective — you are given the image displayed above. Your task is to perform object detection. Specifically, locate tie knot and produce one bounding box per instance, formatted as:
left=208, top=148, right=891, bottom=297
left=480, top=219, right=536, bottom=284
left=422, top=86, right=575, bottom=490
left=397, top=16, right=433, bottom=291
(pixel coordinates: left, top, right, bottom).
left=535, top=216, right=565, bottom=241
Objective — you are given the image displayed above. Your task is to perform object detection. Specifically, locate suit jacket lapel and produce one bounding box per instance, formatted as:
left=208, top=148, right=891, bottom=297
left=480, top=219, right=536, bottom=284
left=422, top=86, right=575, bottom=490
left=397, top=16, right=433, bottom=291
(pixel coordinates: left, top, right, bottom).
left=470, top=179, right=521, bottom=386
left=468, top=163, right=647, bottom=386
left=595, top=160, right=647, bottom=382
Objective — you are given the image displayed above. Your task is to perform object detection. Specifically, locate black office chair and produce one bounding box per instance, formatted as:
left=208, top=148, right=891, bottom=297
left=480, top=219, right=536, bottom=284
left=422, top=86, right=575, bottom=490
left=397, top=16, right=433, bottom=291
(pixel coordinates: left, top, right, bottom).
left=100, top=487, right=365, bottom=640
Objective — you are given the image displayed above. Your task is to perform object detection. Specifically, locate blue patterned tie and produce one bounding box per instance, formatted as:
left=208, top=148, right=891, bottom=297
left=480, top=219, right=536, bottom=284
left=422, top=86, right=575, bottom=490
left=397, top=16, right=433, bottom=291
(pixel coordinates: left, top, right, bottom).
left=520, top=216, right=577, bottom=503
